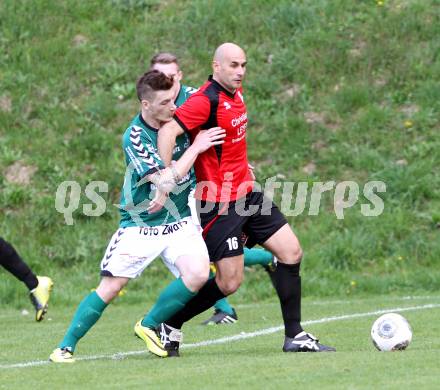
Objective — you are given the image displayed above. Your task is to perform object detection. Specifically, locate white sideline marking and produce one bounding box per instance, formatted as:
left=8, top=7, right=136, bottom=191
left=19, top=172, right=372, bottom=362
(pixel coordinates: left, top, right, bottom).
left=1, top=303, right=439, bottom=369
left=236, top=295, right=440, bottom=308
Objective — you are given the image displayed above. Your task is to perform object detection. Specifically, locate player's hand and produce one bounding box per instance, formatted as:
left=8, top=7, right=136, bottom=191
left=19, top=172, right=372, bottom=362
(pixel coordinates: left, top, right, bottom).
left=191, top=127, right=226, bottom=154
left=248, top=163, right=256, bottom=181
left=147, top=189, right=168, bottom=213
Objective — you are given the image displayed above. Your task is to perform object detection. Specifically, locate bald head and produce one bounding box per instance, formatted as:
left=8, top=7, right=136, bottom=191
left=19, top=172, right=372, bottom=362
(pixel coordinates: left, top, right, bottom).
left=212, top=43, right=247, bottom=93
left=214, top=42, right=245, bottom=63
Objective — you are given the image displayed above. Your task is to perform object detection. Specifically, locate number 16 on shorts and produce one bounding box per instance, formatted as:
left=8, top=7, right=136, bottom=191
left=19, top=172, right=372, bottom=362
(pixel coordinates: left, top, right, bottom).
left=226, top=237, right=239, bottom=250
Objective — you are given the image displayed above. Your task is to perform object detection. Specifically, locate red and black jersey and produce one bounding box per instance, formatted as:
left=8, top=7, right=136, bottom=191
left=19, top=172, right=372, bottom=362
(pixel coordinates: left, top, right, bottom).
left=174, top=76, right=253, bottom=202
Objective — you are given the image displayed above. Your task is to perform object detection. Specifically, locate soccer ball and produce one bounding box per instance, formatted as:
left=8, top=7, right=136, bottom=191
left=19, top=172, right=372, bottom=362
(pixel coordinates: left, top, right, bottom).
left=371, top=313, right=412, bottom=351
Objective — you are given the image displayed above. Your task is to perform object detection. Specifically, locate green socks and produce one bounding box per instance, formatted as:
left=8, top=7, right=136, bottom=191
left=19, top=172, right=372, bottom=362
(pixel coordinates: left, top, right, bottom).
left=244, top=248, right=273, bottom=267
left=59, top=278, right=199, bottom=350
left=141, top=277, right=196, bottom=329
left=60, top=291, right=108, bottom=352
left=213, top=297, right=235, bottom=315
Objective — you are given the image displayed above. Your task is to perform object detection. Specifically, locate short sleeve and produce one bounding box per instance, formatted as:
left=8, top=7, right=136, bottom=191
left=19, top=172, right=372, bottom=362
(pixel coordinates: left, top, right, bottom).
left=174, top=93, right=210, bottom=132
left=124, top=126, right=165, bottom=177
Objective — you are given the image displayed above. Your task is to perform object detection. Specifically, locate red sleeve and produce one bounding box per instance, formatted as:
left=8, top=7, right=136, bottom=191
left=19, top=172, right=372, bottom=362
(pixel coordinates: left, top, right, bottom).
left=174, top=93, right=210, bottom=132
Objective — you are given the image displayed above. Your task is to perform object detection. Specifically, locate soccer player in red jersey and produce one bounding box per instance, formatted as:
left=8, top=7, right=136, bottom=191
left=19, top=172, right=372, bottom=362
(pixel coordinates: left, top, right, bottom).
left=150, top=52, right=277, bottom=325
left=156, top=43, right=335, bottom=355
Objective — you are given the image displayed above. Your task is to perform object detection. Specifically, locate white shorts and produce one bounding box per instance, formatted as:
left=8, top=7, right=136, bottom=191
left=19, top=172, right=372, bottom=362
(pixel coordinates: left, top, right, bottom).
left=188, top=188, right=202, bottom=232
left=100, top=217, right=208, bottom=279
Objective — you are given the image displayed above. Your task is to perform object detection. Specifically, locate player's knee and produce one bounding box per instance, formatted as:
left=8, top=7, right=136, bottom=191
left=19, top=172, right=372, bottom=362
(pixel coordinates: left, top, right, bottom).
left=223, top=281, right=241, bottom=295
left=281, top=241, right=303, bottom=264
left=182, top=262, right=210, bottom=291
left=218, top=278, right=242, bottom=296
left=189, top=268, right=210, bottom=291
left=293, top=245, right=303, bottom=263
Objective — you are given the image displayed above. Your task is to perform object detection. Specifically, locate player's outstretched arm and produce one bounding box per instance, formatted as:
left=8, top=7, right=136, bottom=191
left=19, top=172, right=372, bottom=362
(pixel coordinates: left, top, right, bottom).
left=150, top=127, right=225, bottom=192
left=147, top=127, right=225, bottom=213
left=173, top=127, right=225, bottom=179
left=158, top=119, right=184, bottom=166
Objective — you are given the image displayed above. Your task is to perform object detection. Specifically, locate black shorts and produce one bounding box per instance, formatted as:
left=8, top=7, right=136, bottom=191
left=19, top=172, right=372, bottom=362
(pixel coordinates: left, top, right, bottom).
left=197, top=191, right=287, bottom=262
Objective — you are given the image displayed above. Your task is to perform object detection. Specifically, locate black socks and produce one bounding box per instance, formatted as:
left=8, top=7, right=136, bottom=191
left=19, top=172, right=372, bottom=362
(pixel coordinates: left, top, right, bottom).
left=272, top=262, right=303, bottom=338
left=164, top=260, right=303, bottom=338
left=166, top=277, right=226, bottom=329
left=0, top=238, right=38, bottom=290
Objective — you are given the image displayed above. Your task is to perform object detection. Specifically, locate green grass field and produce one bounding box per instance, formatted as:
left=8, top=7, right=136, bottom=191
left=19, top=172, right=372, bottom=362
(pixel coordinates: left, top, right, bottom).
left=1, top=0, right=440, bottom=302
left=1, top=1, right=440, bottom=387
left=1, top=295, right=439, bottom=389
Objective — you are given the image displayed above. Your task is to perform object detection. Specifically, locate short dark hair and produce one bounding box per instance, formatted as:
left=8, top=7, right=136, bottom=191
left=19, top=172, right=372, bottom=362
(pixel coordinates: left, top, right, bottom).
left=150, top=52, right=179, bottom=68
left=136, top=70, right=174, bottom=101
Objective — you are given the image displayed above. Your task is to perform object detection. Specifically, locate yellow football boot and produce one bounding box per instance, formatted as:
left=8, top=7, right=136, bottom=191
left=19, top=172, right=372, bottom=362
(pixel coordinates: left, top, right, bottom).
left=30, top=276, right=54, bottom=321
left=134, top=320, right=168, bottom=358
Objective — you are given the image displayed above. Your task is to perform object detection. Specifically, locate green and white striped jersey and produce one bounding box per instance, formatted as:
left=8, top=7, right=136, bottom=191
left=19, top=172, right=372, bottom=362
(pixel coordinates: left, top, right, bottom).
left=118, top=85, right=196, bottom=227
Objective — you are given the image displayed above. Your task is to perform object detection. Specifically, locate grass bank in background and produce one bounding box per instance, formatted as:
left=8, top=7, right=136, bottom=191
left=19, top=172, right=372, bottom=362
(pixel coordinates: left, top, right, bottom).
left=1, top=0, right=439, bottom=304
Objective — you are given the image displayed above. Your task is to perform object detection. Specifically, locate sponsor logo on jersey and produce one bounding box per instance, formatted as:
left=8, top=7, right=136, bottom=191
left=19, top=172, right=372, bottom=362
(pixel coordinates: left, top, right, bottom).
left=138, top=220, right=188, bottom=236
left=231, top=112, right=247, bottom=127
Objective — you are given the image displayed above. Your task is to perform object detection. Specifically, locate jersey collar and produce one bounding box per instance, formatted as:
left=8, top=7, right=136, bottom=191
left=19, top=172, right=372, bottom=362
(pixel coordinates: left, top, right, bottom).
left=208, top=75, right=235, bottom=99
left=174, top=85, right=183, bottom=104
left=138, top=113, right=159, bottom=132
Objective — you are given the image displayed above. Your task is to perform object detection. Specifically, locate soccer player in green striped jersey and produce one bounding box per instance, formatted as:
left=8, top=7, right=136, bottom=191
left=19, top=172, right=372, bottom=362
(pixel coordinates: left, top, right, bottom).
left=50, top=70, right=225, bottom=363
